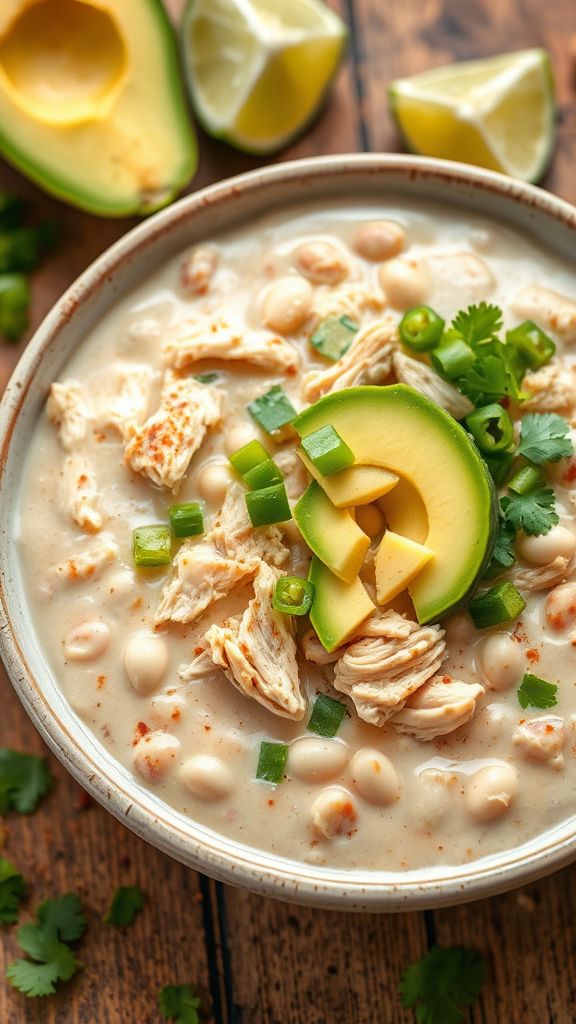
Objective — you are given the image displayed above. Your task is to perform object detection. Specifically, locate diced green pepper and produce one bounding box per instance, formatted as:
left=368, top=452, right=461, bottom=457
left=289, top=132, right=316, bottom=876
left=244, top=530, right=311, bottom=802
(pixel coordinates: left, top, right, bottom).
left=169, top=502, right=204, bottom=538
left=229, top=439, right=270, bottom=476
left=431, top=339, right=475, bottom=379
left=507, top=320, right=555, bottom=371
left=248, top=386, right=296, bottom=433
left=507, top=464, right=546, bottom=495
left=245, top=482, right=292, bottom=526
left=133, top=525, right=172, bottom=567
left=468, top=582, right=526, bottom=629
left=272, top=576, right=315, bottom=616
left=465, top=404, right=515, bottom=457
left=310, top=315, right=358, bottom=361
left=399, top=306, right=445, bottom=352
left=307, top=693, right=346, bottom=738
left=0, top=273, right=30, bottom=342
left=300, top=424, right=354, bottom=477
left=256, top=741, right=288, bottom=784
left=243, top=459, right=283, bottom=490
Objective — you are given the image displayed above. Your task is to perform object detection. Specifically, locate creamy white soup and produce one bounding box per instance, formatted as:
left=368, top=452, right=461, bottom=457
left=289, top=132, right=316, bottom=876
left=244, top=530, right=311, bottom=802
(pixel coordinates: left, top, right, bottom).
left=16, top=199, right=576, bottom=872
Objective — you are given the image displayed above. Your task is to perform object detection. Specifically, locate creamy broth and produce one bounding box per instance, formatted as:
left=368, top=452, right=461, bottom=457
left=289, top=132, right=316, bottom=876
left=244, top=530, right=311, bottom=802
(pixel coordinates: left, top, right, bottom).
left=16, top=199, right=576, bottom=872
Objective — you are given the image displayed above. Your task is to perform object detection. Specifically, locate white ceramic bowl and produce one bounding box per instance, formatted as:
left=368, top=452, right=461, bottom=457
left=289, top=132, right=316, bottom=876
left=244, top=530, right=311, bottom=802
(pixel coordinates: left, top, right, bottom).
left=2, top=155, right=576, bottom=911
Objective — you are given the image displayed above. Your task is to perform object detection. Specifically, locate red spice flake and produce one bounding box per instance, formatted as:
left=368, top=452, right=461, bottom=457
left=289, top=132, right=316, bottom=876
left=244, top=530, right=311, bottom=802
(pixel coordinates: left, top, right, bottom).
left=131, top=597, right=143, bottom=611
left=171, top=708, right=182, bottom=721
left=96, top=674, right=106, bottom=689
left=133, top=721, right=150, bottom=746
left=194, top=646, right=204, bottom=656
left=545, top=724, right=554, bottom=733
left=93, top=430, right=107, bottom=443
left=203, top=724, right=212, bottom=732
left=564, top=462, right=576, bottom=483
left=267, top=799, right=275, bottom=807
left=526, top=648, right=540, bottom=664
left=442, top=674, right=452, bottom=684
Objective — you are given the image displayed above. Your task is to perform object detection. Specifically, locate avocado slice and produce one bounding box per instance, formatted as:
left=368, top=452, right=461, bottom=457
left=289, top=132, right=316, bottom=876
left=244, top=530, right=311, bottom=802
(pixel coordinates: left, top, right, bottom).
left=297, top=448, right=399, bottom=508
left=294, top=385, right=497, bottom=623
left=374, top=530, right=434, bottom=605
left=309, top=557, right=375, bottom=652
left=0, top=1, right=196, bottom=215
left=294, top=481, right=370, bottom=583
left=378, top=476, right=428, bottom=543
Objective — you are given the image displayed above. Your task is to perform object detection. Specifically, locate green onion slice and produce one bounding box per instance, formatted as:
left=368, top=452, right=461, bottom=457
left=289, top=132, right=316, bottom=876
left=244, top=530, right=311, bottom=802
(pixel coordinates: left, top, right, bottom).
left=431, top=339, right=475, bottom=379
left=169, top=502, right=204, bottom=538
left=307, top=693, right=346, bottom=738
left=273, top=576, right=315, bottom=616
left=256, top=741, right=288, bottom=784
left=248, top=386, right=296, bottom=434
left=310, top=315, right=358, bottom=361
left=228, top=439, right=270, bottom=476
left=468, top=582, right=526, bottom=629
left=243, top=459, right=283, bottom=490
left=245, top=482, right=292, bottom=526
left=133, top=525, right=172, bottom=567
left=300, top=424, right=354, bottom=477
left=507, top=464, right=546, bottom=496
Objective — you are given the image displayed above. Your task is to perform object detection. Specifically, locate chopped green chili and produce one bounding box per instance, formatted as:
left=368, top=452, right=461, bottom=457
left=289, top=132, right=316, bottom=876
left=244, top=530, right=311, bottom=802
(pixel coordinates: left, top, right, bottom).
left=399, top=306, right=445, bottom=352
left=229, top=439, right=270, bottom=476
left=133, top=525, right=171, bottom=567
left=194, top=371, right=221, bottom=384
left=431, top=339, right=475, bottom=379
left=307, top=693, right=347, bottom=738
left=507, top=464, right=546, bottom=496
left=256, top=741, right=288, bottom=784
left=248, top=386, right=296, bottom=433
left=169, top=502, right=204, bottom=538
left=310, top=315, right=358, bottom=361
left=507, top=320, right=556, bottom=371
left=243, top=459, right=283, bottom=490
left=468, top=582, right=526, bottom=629
left=300, top=424, right=354, bottom=477
left=245, top=482, right=292, bottom=526
left=272, top=576, right=315, bottom=616
left=0, top=273, right=29, bottom=342
left=465, top=403, right=515, bottom=457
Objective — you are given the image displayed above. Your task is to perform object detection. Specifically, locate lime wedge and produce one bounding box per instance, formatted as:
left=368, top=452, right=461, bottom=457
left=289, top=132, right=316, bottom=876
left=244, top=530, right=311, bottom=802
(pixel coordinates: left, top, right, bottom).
left=181, top=0, right=346, bottom=154
left=390, top=49, right=555, bottom=183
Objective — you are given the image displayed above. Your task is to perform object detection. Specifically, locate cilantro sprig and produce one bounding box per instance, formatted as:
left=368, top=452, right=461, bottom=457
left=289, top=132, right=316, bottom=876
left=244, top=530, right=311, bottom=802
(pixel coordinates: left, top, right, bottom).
left=452, top=302, right=502, bottom=347
left=104, top=885, right=145, bottom=928
left=400, top=945, right=485, bottom=1024
left=0, top=749, right=53, bottom=815
left=518, top=673, right=558, bottom=710
left=517, top=413, right=573, bottom=464
left=0, top=857, right=27, bottom=924
left=501, top=487, right=558, bottom=537
left=6, top=893, right=86, bottom=997
left=159, top=984, right=201, bottom=1024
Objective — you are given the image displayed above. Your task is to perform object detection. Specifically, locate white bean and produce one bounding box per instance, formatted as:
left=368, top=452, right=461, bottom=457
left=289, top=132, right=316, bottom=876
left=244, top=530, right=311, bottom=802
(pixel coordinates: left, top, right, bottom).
left=105, top=570, right=136, bottom=603
left=516, top=525, right=576, bottom=566
left=288, top=737, right=349, bottom=783
left=350, top=749, right=400, bottom=805
left=465, top=765, right=517, bottom=822
left=133, top=732, right=180, bottom=784
left=310, top=786, right=358, bottom=839
left=123, top=632, right=169, bottom=695
left=196, top=462, right=232, bottom=505
left=149, top=692, right=187, bottom=728
left=378, top=258, right=430, bottom=310
left=179, top=755, right=234, bottom=800
left=478, top=633, right=523, bottom=692
left=355, top=504, right=384, bottom=538
left=294, top=241, right=349, bottom=285
left=354, top=221, right=405, bottom=262
left=261, top=276, right=313, bottom=334
left=545, top=581, right=576, bottom=631
left=63, top=620, right=110, bottom=661
left=410, top=769, right=455, bottom=830
left=224, top=422, right=259, bottom=456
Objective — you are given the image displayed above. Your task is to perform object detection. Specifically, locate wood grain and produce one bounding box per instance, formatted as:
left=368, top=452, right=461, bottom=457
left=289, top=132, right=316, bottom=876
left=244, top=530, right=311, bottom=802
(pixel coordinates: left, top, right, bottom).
left=1, top=0, right=576, bottom=1022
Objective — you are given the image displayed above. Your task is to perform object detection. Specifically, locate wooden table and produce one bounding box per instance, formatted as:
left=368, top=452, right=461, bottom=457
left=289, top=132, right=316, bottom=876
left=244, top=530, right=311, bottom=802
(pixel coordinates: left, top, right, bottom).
left=1, top=2, right=576, bottom=1021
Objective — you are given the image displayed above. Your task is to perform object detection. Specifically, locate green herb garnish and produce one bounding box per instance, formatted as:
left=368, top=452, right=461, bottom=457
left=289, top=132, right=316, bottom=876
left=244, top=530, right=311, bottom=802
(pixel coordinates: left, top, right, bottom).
left=307, top=693, right=346, bottom=738
left=500, top=486, right=558, bottom=537
left=517, top=412, right=573, bottom=465
left=458, top=350, right=525, bottom=406
left=518, top=673, right=558, bottom=710
left=6, top=893, right=86, bottom=998
left=399, top=945, right=485, bottom=1024
left=248, top=385, right=296, bottom=433
left=256, top=742, right=289, bottom=784
left=0, top=749, right=53, bottom=815
left=0, top=858, right=27, bottom=924
left=310, top=315, right=358, bottom=361
left=159, top=984, right=201, bottom=1023
left=103, top=885, right=145, bottom=928
left=484, top=521, right=517, bottom=578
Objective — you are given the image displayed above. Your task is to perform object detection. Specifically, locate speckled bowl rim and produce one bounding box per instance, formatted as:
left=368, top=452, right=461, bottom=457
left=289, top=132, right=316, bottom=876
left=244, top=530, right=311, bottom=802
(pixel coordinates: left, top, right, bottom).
left=1, top=154, right=576, bottom=912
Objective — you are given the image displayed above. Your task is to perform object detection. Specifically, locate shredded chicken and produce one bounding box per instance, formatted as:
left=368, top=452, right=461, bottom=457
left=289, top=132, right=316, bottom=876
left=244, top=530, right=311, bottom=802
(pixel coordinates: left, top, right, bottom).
left=274, top=447, right=309, bottom=501
left=203, top=563, right=305, bottom=720
left=100, top=362, right=153, bottom=441
left=210, top=482, right=289, bottom=567
left=301, top=627, right=341, bottom=665
left=61, top=453, right=102, bottom=533
left=301, top=317, right=398, bottom=402
left=52, top=533, right=117, bottom=585
left=512, top=716, right=566, bottom=768
left=178, top=650, right=219, bottom=683
left=309, top=281, right=385, bottom=327
left=512, top=284, right=576, bottom=345
left=164, top=316, right=299, bottom=375
left=391, top=674, right=485, bottom=741
left=392, top=350, right=474, bottom=418
left=47, top=380, right=92, bottom=450
left=520, top=361, right=576, bottom=414
left=125, top=371, right=223, bottom=490
left=332, top=611, right=446, bottom=727
left=180, top=246, right=218, bottom=296
left=505, top=555, right=573, bottom=593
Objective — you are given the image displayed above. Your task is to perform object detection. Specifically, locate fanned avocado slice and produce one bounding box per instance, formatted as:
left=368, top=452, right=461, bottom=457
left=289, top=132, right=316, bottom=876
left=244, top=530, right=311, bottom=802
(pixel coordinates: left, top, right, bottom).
left=0, top=0, right=196, bottom=215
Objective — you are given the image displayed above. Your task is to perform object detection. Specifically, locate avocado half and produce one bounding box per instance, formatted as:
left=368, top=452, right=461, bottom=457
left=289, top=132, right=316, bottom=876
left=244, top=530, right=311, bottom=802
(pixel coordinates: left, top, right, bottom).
left=0, top=0, right=197, bottom=216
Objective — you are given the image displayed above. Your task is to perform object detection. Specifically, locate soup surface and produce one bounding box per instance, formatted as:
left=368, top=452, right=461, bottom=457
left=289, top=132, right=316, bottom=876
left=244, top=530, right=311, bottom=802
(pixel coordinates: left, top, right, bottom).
left=16, top=198, right=576, bottom=872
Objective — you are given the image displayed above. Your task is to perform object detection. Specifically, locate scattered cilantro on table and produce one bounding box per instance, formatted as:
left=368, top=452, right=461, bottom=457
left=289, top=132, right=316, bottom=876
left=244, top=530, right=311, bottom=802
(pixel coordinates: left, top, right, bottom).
left=6, top=893, right=86, bottom=997
left=103, top=885, right=145, bottom=928
left=500, top=487, right=559, bottom=537
left=159, top=984, right=201, bottom=1024
left=0, top=857, right=27, bottom=924
left=0, top=749, right=53, bottom=814
left=517, top=413, right=574, bottom=464
left=518, top=673, right=558, bottom=710
left=399, top=945, right=485, bottom=1024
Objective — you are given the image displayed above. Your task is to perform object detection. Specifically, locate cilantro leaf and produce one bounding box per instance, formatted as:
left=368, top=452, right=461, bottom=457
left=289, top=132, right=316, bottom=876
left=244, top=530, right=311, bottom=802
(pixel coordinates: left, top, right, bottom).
left=458, top=351, right=524, bottom=406
left=400, top=945, right=485, bottom=1024
left=500, top=487, right=558, bottom=536
left=104, top=885, right=145, bottom=928
left=159, top=984, right=201, bottom=1024
left=518, top=673, right=558, bottom=710
left=485, top=522, right=516, bottom=578
left=0, top=857, right=26, bottom=924
left=5, top=892, right=86, bottom=998
left=0, top=749, right=53, bottom=815
left=452, top=302, right=503, bottom=347
left=517, top=413, right=574, bottom=465
left=37, top=893, right=86, bottom=943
